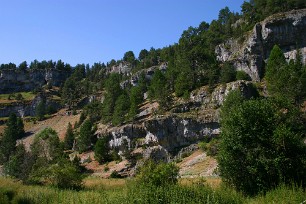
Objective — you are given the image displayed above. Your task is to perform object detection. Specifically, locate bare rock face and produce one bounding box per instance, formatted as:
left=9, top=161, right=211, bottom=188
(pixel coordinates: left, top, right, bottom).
left=0, top=68, right=71, bottom=94
left=215, top=9, right=306, bottom=81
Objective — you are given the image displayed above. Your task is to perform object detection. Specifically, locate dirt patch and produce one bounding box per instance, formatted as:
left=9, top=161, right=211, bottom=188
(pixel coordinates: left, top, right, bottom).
left=19, top=109, right=80, bottom=150
left=178, top=150, right=218, bottom=178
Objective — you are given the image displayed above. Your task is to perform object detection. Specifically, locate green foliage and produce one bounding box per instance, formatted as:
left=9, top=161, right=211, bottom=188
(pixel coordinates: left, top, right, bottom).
left=35, top=100, right=45, bottom=121
left=31, top=128, right=61, bottom=161
left=149, top=69, right=171, bottom=109
left=220, top=63, right=236, bottom=83
left=0, top=113, right=24, bottom=163
left=236, top=70, right=251, bottom=81
left=94, top=136, right=110, bottom=164
left=64, top=123, right=74, bottom=150
left=199, top=138, right=219, bottom=156
left=112, top=92, right=130, bottom=125
left=42, top=159, right=84, bottom=190
left=110, top=170, right=122, bottom=178
left=241, top=0, right=306, bottom=26
left=15, top=93, right=24, bottom=101
left=218, top=96, right=306, bottom=195
left=123, top=51, right=136, bottom=65
left=136, top=160, right=179, bottom=187
left=265, top=45, right=306, bottom=103
left=3, top=144, right=33, bottom=181
left=102, top=73, right=122, bottom=122
left=77, top=120, right=94, bottom=152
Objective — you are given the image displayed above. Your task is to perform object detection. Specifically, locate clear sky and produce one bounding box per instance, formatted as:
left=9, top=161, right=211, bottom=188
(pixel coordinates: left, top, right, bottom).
left=0, top=0, right=245, bottom=66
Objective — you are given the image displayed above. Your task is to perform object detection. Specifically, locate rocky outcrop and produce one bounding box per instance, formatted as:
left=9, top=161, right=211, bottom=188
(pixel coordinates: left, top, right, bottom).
left=120, top=63, right=167, bottom=88
left=0, top=68, right=71, bottom=94
left=215, top=9, right=306, bottom=81
left=0, top=94, right=61, bottom=118
left=96, top=80, right=256, bottom=162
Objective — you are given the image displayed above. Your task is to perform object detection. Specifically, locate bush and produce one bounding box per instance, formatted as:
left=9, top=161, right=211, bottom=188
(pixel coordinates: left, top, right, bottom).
left=136, top=160, right=179, bottom=187
left=110, top=170, right=122, bottom=178
left=44, top=159, right=84, bottom=190
left=220, top=63, right=236, bottom=83
left=199, top=138, right=219, bottom=156
left=236, top=70, right=251, bottom=81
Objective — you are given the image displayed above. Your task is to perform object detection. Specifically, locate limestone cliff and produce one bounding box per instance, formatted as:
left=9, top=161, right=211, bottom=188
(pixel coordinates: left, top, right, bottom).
left=96, top=80, right=256, bottom=161
left=0, top=68, right=71, bottom=94
left=215, top=9, right=306, bottom=81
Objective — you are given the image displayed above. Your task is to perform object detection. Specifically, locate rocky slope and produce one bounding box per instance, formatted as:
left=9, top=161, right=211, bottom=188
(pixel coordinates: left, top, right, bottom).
left=0, top=93, right=61, bottom=118
left=0, top=68, right=71, bottom=94
left=95, top=80, right=256, bottom=162
left=215, top=9, right=306, bottom=81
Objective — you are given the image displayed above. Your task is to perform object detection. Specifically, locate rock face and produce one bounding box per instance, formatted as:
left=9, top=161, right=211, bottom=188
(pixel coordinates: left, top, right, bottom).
left=97, top=80, right=256, bottom=162
left=0, top=68, right=71, bottom=94
left=0, top=94, right=61, bottom=118
left=215, top=9, right=306, bottom=81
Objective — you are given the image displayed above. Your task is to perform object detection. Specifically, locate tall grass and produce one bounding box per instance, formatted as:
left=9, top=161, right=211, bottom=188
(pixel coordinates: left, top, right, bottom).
left=0, top=177, right=305, bottom=204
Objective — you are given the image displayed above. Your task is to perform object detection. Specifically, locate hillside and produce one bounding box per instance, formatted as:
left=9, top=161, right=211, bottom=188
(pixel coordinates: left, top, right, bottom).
left=0, top=1, right=305, bottom=201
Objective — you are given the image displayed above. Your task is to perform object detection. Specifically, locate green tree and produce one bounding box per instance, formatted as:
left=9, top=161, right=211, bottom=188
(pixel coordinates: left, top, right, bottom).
left=94, top=136, right=110, bottom=164
left=149, top=69, right=171, bottom=109
left=64, top=123, right=74, bottom=150
left=128, top=86, right=143, bottom=120
left=3, top=144, right=33, bottom=181
left=102, top=73, right=122, bottom=122
left=138, top=49, right=149, bottom=61
left=123, top=51, right=136, bottom=65
left=42, top=158, right=83, bottom=190
left=77, top=120, right=93, bottom=152
left=31, top=128, right=61, bottom=161
left=18, top=61, right=28, bottom=71
left=0, top=114, right=24, bottom=163
left=218, top=96, right=306, bottom=195
left=112, top=92, right=130, bottom=125
left=35, top=100, right=45, bottom=121
left=265, top=45, right=306, bottom=103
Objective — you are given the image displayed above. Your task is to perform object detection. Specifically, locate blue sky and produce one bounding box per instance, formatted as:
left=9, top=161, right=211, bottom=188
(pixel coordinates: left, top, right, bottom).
left=0, top=0, right=245, bottom=66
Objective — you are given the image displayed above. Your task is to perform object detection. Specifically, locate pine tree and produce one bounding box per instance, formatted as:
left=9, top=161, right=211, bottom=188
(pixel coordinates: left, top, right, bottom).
left=94, top=136, right=110, bottom=164
left=78, top=120, right=93, bottom=152
left=64, top=123, right=74, bottom=150
left=0, top=113, right=24, bottom=163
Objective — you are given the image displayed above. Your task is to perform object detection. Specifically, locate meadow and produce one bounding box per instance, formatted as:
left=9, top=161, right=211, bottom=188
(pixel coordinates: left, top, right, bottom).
left=0, top=176, right=305, bottom=204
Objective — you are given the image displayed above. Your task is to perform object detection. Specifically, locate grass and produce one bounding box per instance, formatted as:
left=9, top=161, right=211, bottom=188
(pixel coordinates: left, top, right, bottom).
left=0, top=92, right=36, bottom=104
left=0, top=176, right=305, bottom=204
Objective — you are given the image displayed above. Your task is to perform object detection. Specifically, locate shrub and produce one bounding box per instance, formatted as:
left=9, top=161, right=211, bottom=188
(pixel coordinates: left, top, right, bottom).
left=110, top=170, right=122, bottom=178
left=136, top=160, right=179, bottom=187
left=236, top=70, right=251, bottom=81
left=44, top=159, right=84, bottom=190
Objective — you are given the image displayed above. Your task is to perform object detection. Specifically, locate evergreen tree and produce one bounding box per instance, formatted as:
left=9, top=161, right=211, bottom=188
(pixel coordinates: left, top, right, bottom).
left=78, top=120, right=93, bottom=152
left=101, top=73, right=122, bottom=122
left=35, top=100, right=45, bottom=121
left=0, top=114, right=24, bottom=163
left=94, top=136, right=110, bottom=164
left=3, top=144, right=33, bottom=181
left=112, top=93, right=130, bottom=125
left=149, top=69, right=171, bottom=109
left=64, top=123, right=74, bottom=150
left=265, top=45, right=306, bottom=103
